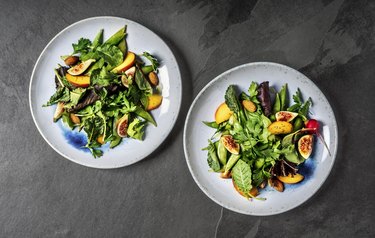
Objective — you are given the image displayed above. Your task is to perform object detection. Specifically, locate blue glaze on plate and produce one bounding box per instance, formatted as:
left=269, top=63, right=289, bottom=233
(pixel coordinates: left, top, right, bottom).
left=58, top=121, right=90, bottom=153
left=285, top=158, right=317, bottom=189
left=58, top=120, right=114, bottom=153
left=63, top=129, right=89, bottom=151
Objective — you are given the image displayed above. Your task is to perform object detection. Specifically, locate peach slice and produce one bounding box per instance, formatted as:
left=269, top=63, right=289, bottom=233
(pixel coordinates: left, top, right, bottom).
left=111, top=51, right=136, bottom=73
left=66, top=73, right=90, bottom=87
left=242, top=100, right=256, bottom=112
left=277, top=173, right=304, bottom=184
left=147, top=94, right=163, bottom=111
left=215, top=102, right=233, bottom=124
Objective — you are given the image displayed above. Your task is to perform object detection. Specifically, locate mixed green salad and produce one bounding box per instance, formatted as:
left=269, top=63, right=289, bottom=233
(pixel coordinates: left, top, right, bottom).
left=203, top=81, right=329, bottom=200
left=44, top=26, right=163, bottom=157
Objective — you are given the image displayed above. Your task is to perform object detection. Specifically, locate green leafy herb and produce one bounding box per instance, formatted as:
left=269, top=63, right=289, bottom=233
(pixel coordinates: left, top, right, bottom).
left=91, top=67, right=118, bottom=86
left=142, top=52, right=159, bottom=72
left=225, top=85, right=240, bottom=113
left=43, top=87, right=70, bottom=106
left=73, top=38, right=92, bottom=54
left=127, top=118, right=146, bottom=140
left=70, top=88, right=86, bottom=106
left=44, top=26, right=161, bottom=158
left=203, top=140, right=221, bottom=172
left=232, top=159, right=252, bottom=196
left=96, top=44, right=123, bottom=69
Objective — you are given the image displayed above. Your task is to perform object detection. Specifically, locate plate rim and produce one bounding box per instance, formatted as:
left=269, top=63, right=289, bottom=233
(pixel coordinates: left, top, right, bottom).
left=29, top=16, right=182, bottom=169
left=183, top=62, right=338, bottom=215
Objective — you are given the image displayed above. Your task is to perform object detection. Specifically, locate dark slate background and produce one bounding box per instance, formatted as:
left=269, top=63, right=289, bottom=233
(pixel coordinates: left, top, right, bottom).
left=0, top=0, right=374, bottom=237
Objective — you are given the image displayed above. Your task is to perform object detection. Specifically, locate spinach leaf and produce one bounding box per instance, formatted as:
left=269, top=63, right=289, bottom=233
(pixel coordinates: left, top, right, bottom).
left=203, top=140, right=221, bottom=172
left=96, top=44, right=123, bottom=69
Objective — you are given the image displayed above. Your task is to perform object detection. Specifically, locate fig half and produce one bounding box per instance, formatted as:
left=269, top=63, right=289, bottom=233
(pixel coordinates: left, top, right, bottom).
left=220, top=135, right=240, bottom=155
left=298, top=134, right=313, bottom=159
left=67, top=59, right=96, bottom=76
left=116, top=114, right=129, bottom=138
left=275, top=111, right=298, bottom=122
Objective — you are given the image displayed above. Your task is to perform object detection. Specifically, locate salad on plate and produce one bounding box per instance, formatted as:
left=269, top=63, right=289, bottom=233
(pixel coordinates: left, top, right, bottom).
left=43, top=26, right=163, bottom=157
left=203, top=81, right=330, bottom=200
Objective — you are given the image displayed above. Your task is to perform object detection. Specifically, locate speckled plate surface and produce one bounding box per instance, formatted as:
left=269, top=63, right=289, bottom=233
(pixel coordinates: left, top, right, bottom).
left=29, top=16, right=181, bottom=169
left=183, top=62, right=338, bottom=215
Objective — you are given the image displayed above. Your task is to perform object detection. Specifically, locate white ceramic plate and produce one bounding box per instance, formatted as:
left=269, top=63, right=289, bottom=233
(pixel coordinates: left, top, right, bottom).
left=183, top=62, right=338, bottom=215
left=29, top=16, right=181, bottom=169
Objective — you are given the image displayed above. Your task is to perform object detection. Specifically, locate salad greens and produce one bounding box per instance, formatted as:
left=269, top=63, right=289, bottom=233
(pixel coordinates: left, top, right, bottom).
left=203, top=81, right=318, bottom=199
left=44, top=27, right=163, bottom=158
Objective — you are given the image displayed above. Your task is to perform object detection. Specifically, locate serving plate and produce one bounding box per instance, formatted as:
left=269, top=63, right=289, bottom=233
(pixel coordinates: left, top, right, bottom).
left=29, top=16, right=181, bottom=169
left=183, top=62, right=337, bottom=215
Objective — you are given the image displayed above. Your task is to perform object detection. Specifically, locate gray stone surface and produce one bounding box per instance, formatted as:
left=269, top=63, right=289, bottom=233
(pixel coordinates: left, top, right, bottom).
left=0, top=0, right=374, bottom=237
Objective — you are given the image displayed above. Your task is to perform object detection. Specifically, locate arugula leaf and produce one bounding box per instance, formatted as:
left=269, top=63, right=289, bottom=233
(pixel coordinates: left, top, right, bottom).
left=126, top=84, right=141, bottom=104
left=44, top=87, right=70, bottom=106
left=86, top=146, right=103, bottom=158
left=232, top=159, right=252, bottom=195
left=287, top=88, right=303, bottom=112
left=72, top=38, right=91, bottom=54
left=287, top=88, right=312, bottom=119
